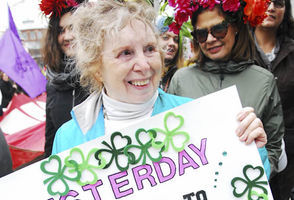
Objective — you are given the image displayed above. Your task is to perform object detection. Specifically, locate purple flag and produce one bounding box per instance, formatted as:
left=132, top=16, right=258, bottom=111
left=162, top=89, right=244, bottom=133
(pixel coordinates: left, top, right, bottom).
left=0, top=30, right=47, bottom=98
left=7, top=5, right=21, bottom=41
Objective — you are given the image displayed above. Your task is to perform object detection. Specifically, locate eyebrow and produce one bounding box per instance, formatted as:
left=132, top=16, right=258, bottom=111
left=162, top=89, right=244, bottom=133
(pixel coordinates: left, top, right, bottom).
left=196, top=20, right=225, bottom=30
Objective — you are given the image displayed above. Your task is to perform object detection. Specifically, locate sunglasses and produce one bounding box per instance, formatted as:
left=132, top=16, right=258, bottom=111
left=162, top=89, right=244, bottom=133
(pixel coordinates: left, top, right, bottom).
left=192, top=21, right=229, bottom=43
left=267, top=0, right=285, bottom=8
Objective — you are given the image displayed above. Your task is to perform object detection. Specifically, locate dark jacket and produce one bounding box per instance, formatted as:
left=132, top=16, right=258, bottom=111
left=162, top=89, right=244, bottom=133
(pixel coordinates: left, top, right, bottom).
left=0, top=80, right=15, bottom=108
left=254, top=36, right=294, bottom=155
left=160, top=65, right=178, bottom=92
left=0, top=129, right=12, bottom=177
left=45, top=68, right=89, bottom=157
left=168, top=60, right=284, bottom=177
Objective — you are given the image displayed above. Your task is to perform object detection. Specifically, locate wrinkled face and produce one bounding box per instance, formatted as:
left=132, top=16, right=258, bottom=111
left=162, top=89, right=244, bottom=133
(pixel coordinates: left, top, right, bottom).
left=195, top=8, right=237, bottom=61
left=158, top=31, right=179, bottom=63
left=260, top=0, right=285, bottom=30
left=101, top=20, right=162, bottom=104
left=58, top=12, right=74, bottom=57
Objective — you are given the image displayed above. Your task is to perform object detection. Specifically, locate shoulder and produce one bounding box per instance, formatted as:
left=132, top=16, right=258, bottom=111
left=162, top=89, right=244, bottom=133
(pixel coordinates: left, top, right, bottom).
left=174, top=65, right=199, bottom=76
left=247, top=64, right=275, bottom=80
left=153, top=89, right=193, bottom=115
left=158, top=88, right=192, bottom=103
left=52, top=119, right=81, bottom=154
left=55, top=119, right=79, bottom=139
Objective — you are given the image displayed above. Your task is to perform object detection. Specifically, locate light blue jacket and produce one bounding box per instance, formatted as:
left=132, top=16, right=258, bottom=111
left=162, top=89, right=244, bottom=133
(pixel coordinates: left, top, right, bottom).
left=52, top=89, right=271, bottom=178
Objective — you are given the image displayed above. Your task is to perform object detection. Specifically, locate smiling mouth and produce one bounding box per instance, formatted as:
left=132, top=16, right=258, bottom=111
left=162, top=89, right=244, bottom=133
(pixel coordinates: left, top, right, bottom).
left=128, top=79, right=150, bottom=86
left=208, top=45, right=222, bottom=52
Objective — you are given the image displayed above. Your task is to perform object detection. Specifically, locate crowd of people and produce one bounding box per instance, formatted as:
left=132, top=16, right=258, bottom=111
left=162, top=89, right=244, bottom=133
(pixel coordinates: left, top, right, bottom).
left=0, top=0, right=293, bottom=199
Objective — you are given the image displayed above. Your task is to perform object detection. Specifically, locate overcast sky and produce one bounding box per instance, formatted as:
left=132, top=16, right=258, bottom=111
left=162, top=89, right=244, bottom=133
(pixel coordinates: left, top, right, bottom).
left=1, top=0, right=294, bottom=33
left=0, top=0, right=48, bottom=33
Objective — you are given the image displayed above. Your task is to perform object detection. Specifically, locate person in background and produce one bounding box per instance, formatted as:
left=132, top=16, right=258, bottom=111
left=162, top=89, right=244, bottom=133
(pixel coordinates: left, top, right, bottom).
left=51, top=0, right=271, bottom=178
left=40, top=0, right=89, bottom=157
left=167, top=0, right=284, bottom=179
left=0, top=89, right=2, bottom=116
left=253, top=0, right=294, bottom=198
left=0, top=128, right=12, bottom=177
left=156, top=16, right=184, bottom=92
left=0, top=71, right=17, bottom=108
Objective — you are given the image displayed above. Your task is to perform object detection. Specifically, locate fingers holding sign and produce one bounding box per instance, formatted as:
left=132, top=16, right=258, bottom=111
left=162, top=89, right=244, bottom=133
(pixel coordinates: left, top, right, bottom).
left=235, top=107, right=267, bottom=148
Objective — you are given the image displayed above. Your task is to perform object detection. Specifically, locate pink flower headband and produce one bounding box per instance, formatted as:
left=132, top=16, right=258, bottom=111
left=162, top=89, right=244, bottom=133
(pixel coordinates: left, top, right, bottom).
left=166, top=0, right=270, bottom=34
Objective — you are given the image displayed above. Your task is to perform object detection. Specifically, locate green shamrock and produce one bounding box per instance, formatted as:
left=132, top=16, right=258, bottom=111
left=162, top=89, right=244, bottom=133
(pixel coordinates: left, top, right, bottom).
left=251, top=190, right=269, bottom=200
left=231, top=165, right=268, bottom=200
left=153, top=112, right=190, bottom=152
left=64, top=148, right=106, bottom=186
left=94, top=132, right=134, bottom=171
left=40, top=155, right=81, bottom=196
left=124, top=128, right=164, bottom=165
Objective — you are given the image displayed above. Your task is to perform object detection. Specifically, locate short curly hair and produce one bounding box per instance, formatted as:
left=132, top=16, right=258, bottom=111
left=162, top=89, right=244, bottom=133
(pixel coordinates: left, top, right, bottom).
left=71, top=0, right=161, bottom=92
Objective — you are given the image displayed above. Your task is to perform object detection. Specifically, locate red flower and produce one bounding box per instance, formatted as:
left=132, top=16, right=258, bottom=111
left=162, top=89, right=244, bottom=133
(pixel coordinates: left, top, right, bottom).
left=243, top=0, right=269, bottom=26
left=39, top=0, right=77, bottom=18
left=67, top=0, right=78, bottom=7
left=175, top=8, right=192, bottom=26
left=222, top=0, right=241, bottom=12
left=169, top=21, right=181, bottom=35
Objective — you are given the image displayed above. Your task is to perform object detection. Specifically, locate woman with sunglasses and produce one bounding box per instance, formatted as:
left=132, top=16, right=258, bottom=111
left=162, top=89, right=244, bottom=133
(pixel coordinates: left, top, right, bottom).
left=167, top=0, right=284, bottom=179
left=254, top=0, right=294, bottom=199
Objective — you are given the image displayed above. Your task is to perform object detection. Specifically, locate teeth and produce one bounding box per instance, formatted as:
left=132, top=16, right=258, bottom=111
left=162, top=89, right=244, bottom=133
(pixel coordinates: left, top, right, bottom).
left=131, top=79, right=149, bottom=86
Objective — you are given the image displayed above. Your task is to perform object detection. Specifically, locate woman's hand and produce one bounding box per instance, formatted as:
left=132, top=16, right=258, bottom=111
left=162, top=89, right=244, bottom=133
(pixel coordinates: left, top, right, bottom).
left=235, top=107, right=267, bottom=148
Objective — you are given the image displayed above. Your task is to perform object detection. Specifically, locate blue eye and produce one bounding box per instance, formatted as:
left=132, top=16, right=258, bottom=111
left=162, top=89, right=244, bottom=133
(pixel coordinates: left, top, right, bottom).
left=119, top=49, right=132, bottom=57
left=145, top=45, right=155, bottom=52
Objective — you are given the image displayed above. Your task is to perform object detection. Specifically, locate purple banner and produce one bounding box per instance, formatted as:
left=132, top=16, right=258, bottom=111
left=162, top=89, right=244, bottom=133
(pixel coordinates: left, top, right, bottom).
left=0, top=30, right=47, bottom=98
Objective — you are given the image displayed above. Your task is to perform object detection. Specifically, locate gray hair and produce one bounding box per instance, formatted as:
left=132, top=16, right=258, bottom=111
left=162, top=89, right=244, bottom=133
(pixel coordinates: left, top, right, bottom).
left=72, top=0, right=158, bottom=92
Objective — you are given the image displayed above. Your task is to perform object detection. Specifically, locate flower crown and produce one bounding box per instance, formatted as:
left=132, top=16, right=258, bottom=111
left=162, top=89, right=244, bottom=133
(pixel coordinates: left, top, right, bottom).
left=39, top=0, right=78, bottom=18
left=165, top=0, right=270, bottom=34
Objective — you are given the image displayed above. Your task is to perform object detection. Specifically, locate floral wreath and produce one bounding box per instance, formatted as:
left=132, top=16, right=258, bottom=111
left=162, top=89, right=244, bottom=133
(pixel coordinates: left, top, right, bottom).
left=39, top=0, right=79, bottom=18
left=161, top=0, right=270, bottom=35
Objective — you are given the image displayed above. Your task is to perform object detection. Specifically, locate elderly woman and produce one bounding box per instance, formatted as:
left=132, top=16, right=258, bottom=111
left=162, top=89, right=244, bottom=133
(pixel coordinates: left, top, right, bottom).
left=167, top=0, right=284, bottom=179
left=51, top=0, right=270, bottom=177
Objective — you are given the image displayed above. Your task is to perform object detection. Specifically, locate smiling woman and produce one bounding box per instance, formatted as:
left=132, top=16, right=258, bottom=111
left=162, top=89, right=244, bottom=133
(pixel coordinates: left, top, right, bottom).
left=51, top=0, right=193, bottom=154
left=168, top=0, right=285, bottom=179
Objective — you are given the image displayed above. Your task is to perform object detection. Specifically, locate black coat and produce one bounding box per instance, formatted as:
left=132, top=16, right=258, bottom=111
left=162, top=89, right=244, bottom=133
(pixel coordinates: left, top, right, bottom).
left=0, top=129, right=12, bottom=177
left=45, top=77, right=88, bottom=157
left=254, top=36, right=294, bottom=155
left=0, top=80, right=15, bottom=108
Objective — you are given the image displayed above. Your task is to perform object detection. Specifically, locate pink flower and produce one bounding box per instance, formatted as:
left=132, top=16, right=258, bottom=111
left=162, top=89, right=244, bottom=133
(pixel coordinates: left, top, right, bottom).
left=168, top=0, right=177, bottom=7
left=175, top=8, right=191, bottom=26
left=199, top=0, right=221, bottom=10
left=177, top=0, right=191, bottom=8
left=222, top=0, right=240, bottom=12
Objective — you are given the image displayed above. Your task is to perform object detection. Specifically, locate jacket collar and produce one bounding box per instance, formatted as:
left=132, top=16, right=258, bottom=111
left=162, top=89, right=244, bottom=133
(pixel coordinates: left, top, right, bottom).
left=200, top=60, right=253, bottom=74
left=71, top=91, right=102, bottom=134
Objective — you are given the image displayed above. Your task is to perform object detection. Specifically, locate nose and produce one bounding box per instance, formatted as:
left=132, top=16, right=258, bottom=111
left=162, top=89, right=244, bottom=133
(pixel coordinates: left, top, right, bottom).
left=133, top=51, right=150, bottom=73
left=64, top=28, right=74, bottom=41
left=267, top=1, right=275, bottom=11
left=206, top=32, right=217, bottom=43
left=167, top=38, right=176, bottom=47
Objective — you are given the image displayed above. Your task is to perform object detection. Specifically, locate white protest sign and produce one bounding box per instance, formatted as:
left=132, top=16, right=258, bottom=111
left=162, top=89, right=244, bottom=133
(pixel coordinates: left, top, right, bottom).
left=0, top=86, right=273, bottom=199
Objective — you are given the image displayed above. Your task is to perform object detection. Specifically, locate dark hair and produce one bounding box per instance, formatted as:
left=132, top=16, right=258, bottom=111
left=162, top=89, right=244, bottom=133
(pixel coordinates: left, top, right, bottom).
left=163, top=33, right=184, bottom=69
left=190, top=5, right=255, bottom=66
left=42, top=8, right=74, bottom=72
left=278, top=0, right=294, bottom=39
